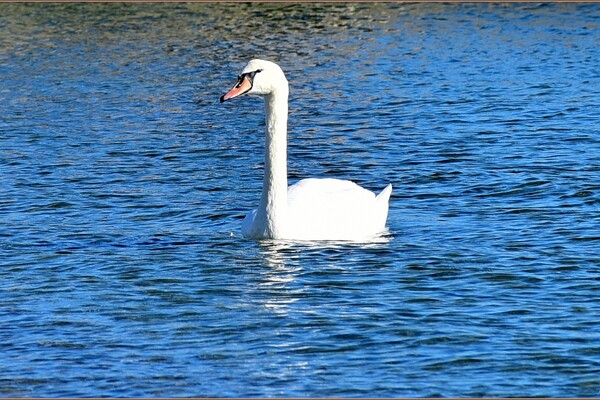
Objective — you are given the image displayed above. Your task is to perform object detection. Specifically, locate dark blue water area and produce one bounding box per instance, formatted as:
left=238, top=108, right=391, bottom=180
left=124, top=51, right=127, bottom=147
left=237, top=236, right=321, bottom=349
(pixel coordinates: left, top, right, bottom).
left=1, top=3, right=599, bottom=397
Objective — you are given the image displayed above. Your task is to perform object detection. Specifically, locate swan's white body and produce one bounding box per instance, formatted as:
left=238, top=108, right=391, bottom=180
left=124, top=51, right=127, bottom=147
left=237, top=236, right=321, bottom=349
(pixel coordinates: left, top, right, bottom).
left=221, top=59, right=392, bottom=241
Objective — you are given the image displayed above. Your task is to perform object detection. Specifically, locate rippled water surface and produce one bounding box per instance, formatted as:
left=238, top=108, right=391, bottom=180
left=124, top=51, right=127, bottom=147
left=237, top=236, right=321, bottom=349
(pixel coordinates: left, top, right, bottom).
left=1, top=3, right=599, bottom=397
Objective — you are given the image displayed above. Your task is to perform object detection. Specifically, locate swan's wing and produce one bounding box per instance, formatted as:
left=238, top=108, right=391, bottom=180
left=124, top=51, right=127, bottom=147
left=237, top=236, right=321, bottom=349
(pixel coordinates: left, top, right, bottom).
left=286, top=178, right=390, bottom=240
left=288, top=178, right=375, bottom=203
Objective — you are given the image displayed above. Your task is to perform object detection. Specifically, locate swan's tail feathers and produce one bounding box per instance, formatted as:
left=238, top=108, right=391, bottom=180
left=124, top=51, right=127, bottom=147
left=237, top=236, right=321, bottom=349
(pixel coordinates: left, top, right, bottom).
left=377, top=184, right=393, bottom=203
left=374, top=183, right=392, bottom=231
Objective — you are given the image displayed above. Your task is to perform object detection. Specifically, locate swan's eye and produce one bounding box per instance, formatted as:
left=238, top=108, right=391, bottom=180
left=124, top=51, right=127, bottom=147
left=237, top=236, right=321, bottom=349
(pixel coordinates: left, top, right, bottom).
left=235, top=75, right=244, bottom=88
left=244, top=70, right=262, bottom=83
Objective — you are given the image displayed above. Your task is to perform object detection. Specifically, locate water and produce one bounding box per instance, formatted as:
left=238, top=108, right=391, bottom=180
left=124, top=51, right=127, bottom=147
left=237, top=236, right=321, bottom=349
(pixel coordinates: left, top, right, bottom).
left=1, top=2, right=599, bottom=396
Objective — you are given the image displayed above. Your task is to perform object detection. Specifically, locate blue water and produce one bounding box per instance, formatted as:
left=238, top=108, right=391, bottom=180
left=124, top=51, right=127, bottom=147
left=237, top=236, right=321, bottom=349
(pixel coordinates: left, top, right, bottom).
left=1, top=2, right=599, bottom=397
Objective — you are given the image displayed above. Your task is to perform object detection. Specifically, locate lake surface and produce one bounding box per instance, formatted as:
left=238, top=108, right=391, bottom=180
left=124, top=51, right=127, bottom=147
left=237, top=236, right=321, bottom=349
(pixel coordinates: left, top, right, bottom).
left=1, top=2, right=599, bottom=397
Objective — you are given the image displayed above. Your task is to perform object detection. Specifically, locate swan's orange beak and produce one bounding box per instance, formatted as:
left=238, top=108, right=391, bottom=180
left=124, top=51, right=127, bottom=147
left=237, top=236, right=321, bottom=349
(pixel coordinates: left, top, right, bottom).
left=220, top=74, right=252, bottom=103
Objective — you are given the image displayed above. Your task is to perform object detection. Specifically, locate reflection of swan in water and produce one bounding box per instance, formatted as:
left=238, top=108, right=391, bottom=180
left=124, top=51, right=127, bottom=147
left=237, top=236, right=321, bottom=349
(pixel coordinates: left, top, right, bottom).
left=253, top=239, right=393, bottom=314
left=220, top=59, right=392, bottom=242
left=256, top=242, right=303, bottom=315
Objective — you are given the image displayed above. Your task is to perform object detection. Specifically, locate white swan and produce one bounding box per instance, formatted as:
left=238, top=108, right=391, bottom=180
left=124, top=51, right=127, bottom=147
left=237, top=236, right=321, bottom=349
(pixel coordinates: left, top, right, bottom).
left=220, top=59, right=392, bottom=241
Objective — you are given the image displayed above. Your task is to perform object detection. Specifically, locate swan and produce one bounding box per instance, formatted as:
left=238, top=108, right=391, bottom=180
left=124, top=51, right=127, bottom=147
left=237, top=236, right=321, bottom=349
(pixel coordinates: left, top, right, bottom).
left=220, top=59, right=392, bottom=241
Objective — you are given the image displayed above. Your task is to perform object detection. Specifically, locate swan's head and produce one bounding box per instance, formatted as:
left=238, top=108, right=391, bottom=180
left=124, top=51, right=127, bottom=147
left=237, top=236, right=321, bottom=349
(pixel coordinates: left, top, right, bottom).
left=220, top=59, right=288, bottom=103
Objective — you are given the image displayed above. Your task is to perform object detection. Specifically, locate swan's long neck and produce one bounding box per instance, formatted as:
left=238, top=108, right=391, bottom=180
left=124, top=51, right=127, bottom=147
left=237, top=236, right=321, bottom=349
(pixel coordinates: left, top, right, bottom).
left=257, top=87, right=289, bottom=238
